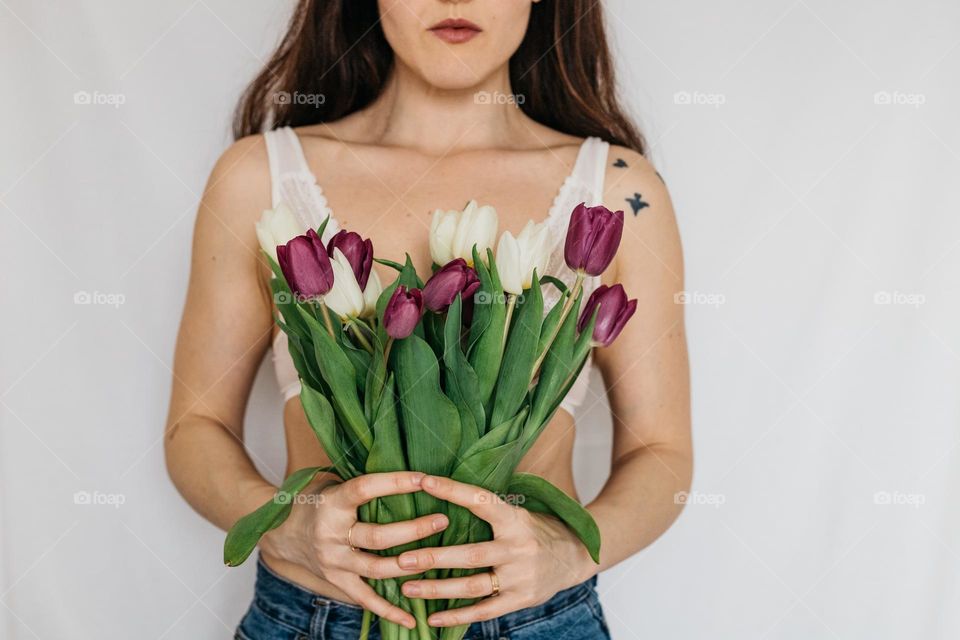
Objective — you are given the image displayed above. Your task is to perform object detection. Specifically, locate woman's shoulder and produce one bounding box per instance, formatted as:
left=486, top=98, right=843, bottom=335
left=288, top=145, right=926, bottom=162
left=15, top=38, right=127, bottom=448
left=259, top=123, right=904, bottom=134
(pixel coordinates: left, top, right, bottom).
left=198, top=134, right=272, bottom=233
left=209, top=134, right=271, bottom=186
left=603, top=145, right=669, bottom=207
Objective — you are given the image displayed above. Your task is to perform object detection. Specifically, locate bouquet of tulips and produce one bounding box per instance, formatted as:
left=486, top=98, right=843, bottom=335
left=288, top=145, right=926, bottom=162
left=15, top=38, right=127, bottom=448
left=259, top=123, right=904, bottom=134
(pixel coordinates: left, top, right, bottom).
left=224, top=200, right=636, bottom=640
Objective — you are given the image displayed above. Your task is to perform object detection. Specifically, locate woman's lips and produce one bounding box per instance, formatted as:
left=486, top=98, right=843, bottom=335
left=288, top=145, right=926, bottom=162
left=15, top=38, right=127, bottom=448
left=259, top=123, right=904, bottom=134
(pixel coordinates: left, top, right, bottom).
left=429, top=18, right=481, bottom=44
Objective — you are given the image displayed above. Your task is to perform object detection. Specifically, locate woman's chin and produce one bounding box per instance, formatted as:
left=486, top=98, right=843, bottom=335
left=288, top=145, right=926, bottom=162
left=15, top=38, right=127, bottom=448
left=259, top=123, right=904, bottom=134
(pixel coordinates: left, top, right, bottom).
left=410, top=61, right=502, bottom=94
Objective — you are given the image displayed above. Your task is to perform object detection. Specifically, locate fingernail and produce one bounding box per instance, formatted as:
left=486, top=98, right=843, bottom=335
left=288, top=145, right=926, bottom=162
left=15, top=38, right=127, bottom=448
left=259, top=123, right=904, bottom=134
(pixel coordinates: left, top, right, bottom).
left=398, top=554, right=418, bottom=569
left=422, top=476, right=438, bottom=489
left=411, top=473, right=424, bottom=486
left=429, top=616, right=445, bottom=626
left=432, top=515, right=448, bottom=531
left=404, top=583, right=421, bottom=596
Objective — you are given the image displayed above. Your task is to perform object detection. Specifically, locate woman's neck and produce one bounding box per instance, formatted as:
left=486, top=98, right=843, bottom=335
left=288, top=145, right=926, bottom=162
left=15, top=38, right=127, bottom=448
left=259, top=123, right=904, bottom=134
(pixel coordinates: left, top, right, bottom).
left=346, top=62, right=536, bottom=154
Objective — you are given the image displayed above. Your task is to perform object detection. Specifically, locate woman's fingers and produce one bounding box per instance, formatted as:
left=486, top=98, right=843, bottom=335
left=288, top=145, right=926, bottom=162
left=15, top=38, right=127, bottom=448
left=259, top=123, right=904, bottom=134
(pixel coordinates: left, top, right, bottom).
left=426, top=597, right=507, bottom=628
left=339, top=576, right=416, bottom=629
left=349, top=514, right=448, bottom=551
left=418, top=476, right=515, bottom=527
left=333, top=472, right=425, bottom=507
left=401, top=573, right=495, bottom=600
left=396, top=541, right=506, bottom=572
left=341, top=549, right=425, bottom=580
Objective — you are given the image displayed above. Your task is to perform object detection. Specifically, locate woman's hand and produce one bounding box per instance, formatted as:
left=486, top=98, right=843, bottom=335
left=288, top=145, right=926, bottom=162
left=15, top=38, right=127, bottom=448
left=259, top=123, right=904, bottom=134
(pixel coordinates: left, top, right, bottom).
left=396, top=476, right=597, bottom=627
left=261, top=471, right=448, bottom=629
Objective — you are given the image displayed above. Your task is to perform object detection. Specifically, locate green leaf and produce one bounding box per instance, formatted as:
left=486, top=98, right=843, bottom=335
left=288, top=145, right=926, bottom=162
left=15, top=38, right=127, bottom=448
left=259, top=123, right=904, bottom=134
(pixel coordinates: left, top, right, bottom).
left=526, top=294, right=582, bottom=435
left=489, top=276, right=542, bottom=427
left=459, top=407, right=526, bottom=461
left=363, top=342, right=387, bottom=423
left=442, top=296, right=484, bottom=455
left=394, top=334, right=462, bottom=543
left=508, top=472, right=601, bottom=563
left=297, top=306, right=372, bottom=451
left=223, top=466, right=333, bottom=567
left=299, top=382, right=361, bottom=479
left=536, top=294, right=566, bottom=357
left=374, top=257, right=406, bottom=272
left=394, top=334, right=462, bottom=475
left=338, top=325, right=372, bottom=395
left=365, top=378, right=418, bottom=547
left=265, top=255, right=309, bottom=339
left=282, top=327, right=323, bottom=392
left=316, top=214, right=331, bottom=240
left=467, top=247, right=505, bottom=412
left=539, top=274, right=569, bottom=295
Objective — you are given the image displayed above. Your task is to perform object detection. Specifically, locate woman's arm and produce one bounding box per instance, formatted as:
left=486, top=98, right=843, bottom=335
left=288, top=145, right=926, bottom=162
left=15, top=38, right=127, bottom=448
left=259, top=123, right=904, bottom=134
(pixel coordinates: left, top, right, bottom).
left=164, top=135, right=281, bottom=529
left=587, top=147, right=692, bottom=570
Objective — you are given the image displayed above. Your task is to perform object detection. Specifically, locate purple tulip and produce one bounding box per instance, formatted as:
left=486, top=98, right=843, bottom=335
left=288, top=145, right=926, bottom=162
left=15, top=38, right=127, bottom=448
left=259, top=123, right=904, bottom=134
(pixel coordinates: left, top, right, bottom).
left=578, top=284, right=637, bottom=346
left=276, top=228, right=334, bottom=299
left=384, top=286, right=424, bottom=339
left=564, top=203, right=624, bottom=276
left=327, top=230, right=374, bottom=290
left=422, top=259, right=481, bottom=312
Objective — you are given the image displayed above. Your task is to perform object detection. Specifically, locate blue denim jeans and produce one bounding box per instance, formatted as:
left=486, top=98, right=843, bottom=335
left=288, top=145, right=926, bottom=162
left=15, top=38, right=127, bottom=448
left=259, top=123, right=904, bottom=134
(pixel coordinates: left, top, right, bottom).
left=236, top=557, right=611, bottom=640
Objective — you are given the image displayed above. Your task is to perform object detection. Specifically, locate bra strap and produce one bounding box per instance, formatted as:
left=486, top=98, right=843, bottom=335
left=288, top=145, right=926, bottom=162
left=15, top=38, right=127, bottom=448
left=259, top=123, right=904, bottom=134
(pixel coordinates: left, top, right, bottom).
left=263, top=127, right=314, bottom=207
left=570, top=137, right=611, bottom=205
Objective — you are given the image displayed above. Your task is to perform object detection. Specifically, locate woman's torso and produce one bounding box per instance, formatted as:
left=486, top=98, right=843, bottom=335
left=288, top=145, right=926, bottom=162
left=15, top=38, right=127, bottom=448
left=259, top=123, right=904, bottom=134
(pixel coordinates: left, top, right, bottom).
left=261, top=123, right=609, bottom=600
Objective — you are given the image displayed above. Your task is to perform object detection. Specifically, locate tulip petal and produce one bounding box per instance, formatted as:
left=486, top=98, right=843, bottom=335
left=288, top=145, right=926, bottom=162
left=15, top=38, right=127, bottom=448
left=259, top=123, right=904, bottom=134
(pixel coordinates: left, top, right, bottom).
left=496, top=231, right=523, bottom=295
left=324, top=248, right=365, bottom=318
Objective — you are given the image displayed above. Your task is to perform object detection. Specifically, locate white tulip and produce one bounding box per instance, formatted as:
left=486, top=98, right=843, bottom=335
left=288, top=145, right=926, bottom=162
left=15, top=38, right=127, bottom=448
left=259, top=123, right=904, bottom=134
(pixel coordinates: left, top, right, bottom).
left=430, top=200, right=498, bottom=266
left=361, top=269, right=382, bottom=318
left=430, top=209, right=459, bottom=265
left=255, top=203, right=302, bottom=261
left=324, top=249, right=366, bottom=319
left=496, top=220, right=556, bottom=295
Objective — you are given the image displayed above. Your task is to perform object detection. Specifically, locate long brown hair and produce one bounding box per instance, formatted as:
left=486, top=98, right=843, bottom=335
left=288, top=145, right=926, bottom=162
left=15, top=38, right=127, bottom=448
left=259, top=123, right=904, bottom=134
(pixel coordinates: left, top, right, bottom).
left=234, top=0, right=645, bottom=153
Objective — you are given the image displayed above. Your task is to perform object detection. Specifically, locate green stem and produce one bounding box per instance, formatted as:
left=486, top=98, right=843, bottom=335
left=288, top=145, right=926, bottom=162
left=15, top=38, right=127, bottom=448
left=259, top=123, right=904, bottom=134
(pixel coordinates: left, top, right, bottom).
left=348, top=320, right=375, bottom=353
left=529, top=270, right=584, bottom=381
left=318, top=302, right=336, bottom=337
left=373, top=337, right=394, bottom=401
left=359, top=610, right=372, bottom=640
left=500, top=293, right=517, bottom=354
left=383, top=337, right=394, bottom=365
left=410, top=598, right=432, bottom=640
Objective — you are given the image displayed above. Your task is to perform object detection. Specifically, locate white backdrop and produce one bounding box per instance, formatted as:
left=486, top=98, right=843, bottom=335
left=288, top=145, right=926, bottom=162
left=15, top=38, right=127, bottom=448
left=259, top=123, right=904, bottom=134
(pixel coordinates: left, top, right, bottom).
left=2, top=1, right=959, bottom=638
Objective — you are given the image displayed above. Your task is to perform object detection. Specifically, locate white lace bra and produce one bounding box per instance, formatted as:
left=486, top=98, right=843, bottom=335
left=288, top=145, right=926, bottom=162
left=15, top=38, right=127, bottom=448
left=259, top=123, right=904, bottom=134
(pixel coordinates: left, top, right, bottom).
left=263, top=126, right=610, bottom=417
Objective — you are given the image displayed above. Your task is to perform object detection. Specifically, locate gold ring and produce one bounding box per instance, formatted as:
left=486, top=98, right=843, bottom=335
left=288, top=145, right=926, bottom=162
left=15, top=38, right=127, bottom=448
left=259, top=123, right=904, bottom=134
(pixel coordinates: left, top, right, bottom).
left=347, top=524, right=359, bottom=552
left=489, top=570, right=500, bottom=597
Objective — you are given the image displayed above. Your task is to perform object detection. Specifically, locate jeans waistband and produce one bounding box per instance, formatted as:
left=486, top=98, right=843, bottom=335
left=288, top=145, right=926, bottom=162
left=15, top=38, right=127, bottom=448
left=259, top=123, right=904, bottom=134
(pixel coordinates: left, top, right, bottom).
left=251, top=555, right=599, bottom=637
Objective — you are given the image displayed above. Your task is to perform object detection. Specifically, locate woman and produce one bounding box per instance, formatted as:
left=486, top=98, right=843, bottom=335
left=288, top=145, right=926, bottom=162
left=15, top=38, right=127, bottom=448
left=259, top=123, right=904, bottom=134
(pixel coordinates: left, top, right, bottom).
left=165, top=1, right=691, bottom=638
